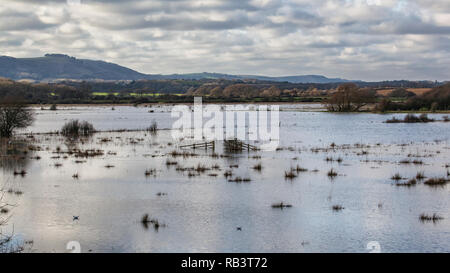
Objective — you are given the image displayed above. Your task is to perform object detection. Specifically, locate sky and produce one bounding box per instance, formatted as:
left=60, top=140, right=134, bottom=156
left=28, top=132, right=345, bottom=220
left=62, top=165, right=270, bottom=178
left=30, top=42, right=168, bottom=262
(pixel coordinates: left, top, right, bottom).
left=0, top=0, right=449, bottom=81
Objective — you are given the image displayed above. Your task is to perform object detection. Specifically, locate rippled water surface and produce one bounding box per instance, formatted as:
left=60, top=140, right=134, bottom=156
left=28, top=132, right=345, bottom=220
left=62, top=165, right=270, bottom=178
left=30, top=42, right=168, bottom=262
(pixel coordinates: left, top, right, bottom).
left=1, top=105, right=449, bottom=253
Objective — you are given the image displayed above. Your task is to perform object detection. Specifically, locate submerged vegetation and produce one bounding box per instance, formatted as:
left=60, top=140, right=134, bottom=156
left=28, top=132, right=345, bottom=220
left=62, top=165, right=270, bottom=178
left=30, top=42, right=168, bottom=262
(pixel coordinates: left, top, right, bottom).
left=271, top=202, right=293, bottom=209
left=419, top=214, right=443, bottom=223
left=327, top=168, right=338, bottom=178
left=61, top=120, right=95, bottom=137
left=391, top=173, right=403, bottom=181
left=386, top=114, right=434, bottom=123
left=141, top=214, right=166, bottom=231
left=416, top=172, right=426, bottom=180
left=147, top=121, right=158, bottom=134
left=396, top=179, right=417, bottom=187
left=0, top=102, right=448, bottom=252
left=145, top=169, right=157, bottom=177
left=252, top=163, right=262, bottom=171
left=424, top=178, right=449, bottom=187
left=284, top=170, right=297, bottom=180
left=332, top=205, right=345, bottom=211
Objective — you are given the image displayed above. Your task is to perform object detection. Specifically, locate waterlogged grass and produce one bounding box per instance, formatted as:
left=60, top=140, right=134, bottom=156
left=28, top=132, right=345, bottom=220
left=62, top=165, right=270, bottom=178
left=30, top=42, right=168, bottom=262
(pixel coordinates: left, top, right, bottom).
left=2, top=122, right=450, bottom=252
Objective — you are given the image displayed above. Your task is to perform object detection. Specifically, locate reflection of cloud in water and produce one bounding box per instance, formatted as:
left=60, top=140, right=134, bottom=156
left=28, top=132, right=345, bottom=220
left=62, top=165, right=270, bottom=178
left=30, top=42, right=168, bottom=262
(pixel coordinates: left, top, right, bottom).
left=6, top=118, right=450, bottom=253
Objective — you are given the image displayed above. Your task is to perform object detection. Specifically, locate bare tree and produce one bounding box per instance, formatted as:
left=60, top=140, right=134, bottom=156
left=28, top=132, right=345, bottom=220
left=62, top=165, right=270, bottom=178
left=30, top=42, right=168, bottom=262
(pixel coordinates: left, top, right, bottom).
left=261, top=86, right=281, bottom=97
left=0, top=97, right=35, bottom=138
left=223, top=84, right=259, bottom=98
left=209, top=86, right=224, bottom=97
left=326, top=83, right=376, bottom=112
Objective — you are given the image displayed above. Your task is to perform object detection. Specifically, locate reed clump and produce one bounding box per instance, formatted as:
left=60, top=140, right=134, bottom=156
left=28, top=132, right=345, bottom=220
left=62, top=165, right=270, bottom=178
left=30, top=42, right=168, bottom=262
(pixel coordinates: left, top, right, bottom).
left=141, top=214, right=165, bottom=230
left=61, top=120, right=95, bottom=137
left=147, top=121, right=158, bottom=134
left=416, top=172, right=426, bottom=180
left=252, top=163, right=262, bottom=171
left=13, top=170, right=27, bottom=177
left=228, top=177, right=251, bottom=183
left=396, top=179, right=417, bottom=187
left=165, top=160, right=178, bottom=166
left=419, top=213, right=443, bottom=222
left=224, top=170, right=233, bottom=178
left=332, top=205, right=345, bottom=211
left=391, top=173, right=403, bottom=181
left=284, top=170, right=297, bottom=179
left=424, top=178, right=448, bottom=186
left=327, top=169, right=338, bottom=178
left=294, top=165, right=308, bottom=172
left=386, top=114, right=434, bottom=123
left=145, top=169, right=156, bottom=177
left=271, top=202, right=292, bottom=209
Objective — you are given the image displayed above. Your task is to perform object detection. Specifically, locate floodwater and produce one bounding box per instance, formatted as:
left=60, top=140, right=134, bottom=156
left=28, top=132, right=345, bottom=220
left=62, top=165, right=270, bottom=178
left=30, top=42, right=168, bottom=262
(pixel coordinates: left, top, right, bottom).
left=1, top=105, right=449, bottom=253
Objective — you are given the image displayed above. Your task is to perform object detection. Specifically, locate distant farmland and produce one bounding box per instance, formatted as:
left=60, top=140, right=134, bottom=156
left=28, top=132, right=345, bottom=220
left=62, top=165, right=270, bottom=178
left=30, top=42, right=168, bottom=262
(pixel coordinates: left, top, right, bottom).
left=377, top=88, right=432, bottom=96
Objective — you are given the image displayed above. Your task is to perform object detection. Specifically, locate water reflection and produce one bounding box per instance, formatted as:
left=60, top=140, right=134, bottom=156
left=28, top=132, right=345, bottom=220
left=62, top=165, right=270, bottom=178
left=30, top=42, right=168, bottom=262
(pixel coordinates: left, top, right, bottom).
left=0, top=138, right=33, bottom=173
left=4, top=106, right=450, bottom=253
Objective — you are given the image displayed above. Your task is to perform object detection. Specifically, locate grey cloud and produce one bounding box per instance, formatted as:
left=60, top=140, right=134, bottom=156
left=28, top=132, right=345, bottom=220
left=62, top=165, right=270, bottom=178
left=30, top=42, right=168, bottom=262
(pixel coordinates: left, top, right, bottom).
left=0, top=0, right=449, bottom=81
left=0, top=10, right=55, bottom=31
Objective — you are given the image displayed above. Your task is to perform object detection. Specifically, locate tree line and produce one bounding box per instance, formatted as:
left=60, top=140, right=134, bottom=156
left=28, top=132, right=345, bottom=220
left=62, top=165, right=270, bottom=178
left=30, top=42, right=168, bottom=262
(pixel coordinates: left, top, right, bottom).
left=326, top=83, right=450, bottom=112
left=375, top=83, right=450, bottom=112
left=0, top=76, right=447, bottom=107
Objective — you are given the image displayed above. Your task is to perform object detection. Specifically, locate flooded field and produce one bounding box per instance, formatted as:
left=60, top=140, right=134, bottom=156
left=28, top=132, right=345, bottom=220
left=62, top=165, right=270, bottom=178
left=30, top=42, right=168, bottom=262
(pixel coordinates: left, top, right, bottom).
left=1, top=105, right=449, bottom=253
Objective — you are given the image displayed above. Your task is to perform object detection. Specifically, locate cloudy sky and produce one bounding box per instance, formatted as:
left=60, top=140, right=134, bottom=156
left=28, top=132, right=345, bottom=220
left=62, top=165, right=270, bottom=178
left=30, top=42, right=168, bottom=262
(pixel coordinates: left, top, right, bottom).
left=1, top=0, right=449, bottom=81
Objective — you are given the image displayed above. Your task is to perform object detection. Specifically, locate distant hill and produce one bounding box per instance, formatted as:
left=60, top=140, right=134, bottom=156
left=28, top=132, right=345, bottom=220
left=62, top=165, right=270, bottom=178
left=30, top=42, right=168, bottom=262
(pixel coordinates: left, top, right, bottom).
left=147, top=72, right=351, bottom=83
left=240, top=74, right=351, bottom=83
left=0, top=54, right=148, bottom=82
left=0, top=54, right=351, bottom=83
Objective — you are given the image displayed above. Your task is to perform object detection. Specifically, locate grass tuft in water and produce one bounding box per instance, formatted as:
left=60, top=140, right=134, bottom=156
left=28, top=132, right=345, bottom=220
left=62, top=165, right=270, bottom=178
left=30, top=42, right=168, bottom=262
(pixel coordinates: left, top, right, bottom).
left=391, top=173, right=403, bottom=181
left=396, top=179, right=417, bottom=187
left=424, top=178, right=448, bottom=186
left=284, top=170, right=297, bottom=179
left=141, top=214, right=166, bottom=231
left=419, top=213, right=443, bottom=223
left=271, top=202, right=293, bottom=209
left=416, top=172, right=426, bottom=180
left=252, top=163, right=262, bottom=171
left=332, top=205, right=345, bottom=211
left=327, top=169, right=338, bottom=178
